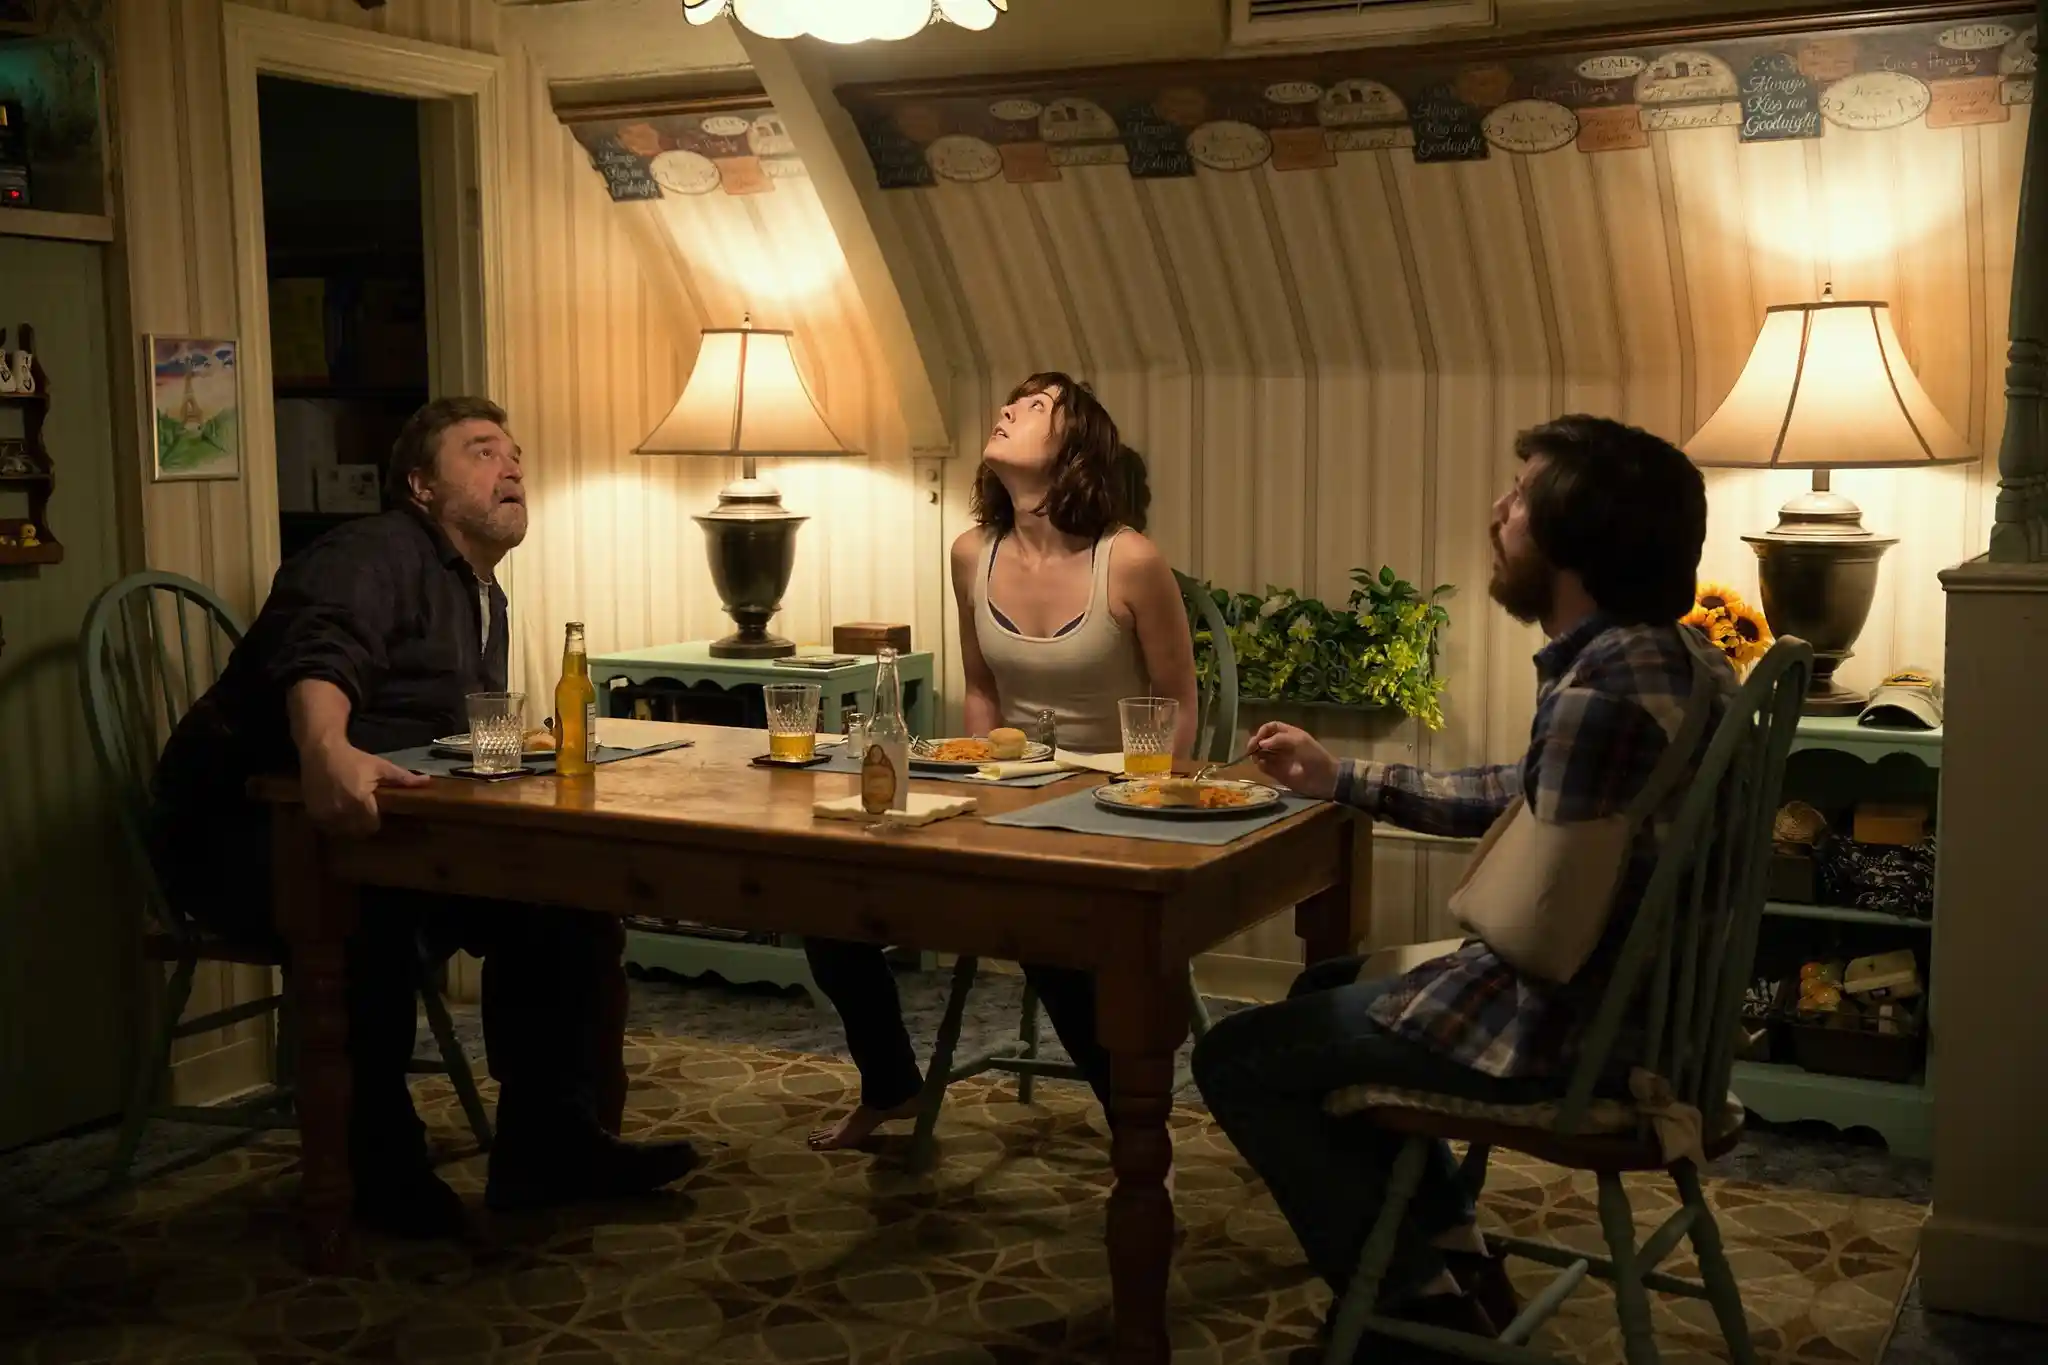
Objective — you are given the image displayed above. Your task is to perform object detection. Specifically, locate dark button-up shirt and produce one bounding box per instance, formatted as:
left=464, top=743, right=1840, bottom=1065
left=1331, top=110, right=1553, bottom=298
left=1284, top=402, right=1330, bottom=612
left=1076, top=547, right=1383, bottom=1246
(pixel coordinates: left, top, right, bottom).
left=154, top=506, right=509, bottom=812
left=1336, top=615, right=1735, bottom=1079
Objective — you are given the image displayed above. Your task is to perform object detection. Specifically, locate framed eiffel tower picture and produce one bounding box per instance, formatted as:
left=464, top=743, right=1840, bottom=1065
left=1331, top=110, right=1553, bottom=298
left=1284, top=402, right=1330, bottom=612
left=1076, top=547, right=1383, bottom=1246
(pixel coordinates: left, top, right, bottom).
left=147, top=334, right=241, bottom=482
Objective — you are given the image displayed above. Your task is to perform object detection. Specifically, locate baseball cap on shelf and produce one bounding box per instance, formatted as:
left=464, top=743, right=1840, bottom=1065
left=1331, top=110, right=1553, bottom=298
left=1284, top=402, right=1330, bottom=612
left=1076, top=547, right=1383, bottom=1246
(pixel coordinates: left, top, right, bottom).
left=1857, top=668, right=1942, bottom=730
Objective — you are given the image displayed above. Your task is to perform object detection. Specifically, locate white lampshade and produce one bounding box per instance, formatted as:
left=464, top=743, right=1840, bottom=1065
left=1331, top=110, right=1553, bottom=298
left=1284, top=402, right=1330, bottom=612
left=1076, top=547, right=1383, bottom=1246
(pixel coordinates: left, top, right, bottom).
left=1686, top=288, right=1973, bottom=470
left=636, top=319, right=856, bottom=459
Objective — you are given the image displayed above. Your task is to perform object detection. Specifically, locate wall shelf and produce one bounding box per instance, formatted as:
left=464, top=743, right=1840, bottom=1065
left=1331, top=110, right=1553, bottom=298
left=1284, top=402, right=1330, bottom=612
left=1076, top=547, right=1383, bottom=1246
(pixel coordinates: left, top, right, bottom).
left=0, top=540, right=60, bottom=566
left=0, top=208, right=113, bottom=244
left=1763, top=900, right=1932, bottom=929
left=0, top=334, right=60, bottom=571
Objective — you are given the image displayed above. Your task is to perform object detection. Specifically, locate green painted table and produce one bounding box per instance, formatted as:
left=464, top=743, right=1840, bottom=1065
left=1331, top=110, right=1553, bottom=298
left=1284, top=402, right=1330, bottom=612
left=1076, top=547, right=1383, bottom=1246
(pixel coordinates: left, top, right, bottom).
left=589, top=641, right=939, bottom=997
left=1734, top=715, right=1941, bottom=1159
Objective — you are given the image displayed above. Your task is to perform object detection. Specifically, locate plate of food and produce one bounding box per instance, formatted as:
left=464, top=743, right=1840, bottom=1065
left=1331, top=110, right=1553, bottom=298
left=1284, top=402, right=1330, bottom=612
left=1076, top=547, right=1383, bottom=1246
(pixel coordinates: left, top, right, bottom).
left=1093, top=776, right=1283, bottom=818
left=910, top=727, right=1052, bottom=769
left=432, top=728, right=559, bottom=760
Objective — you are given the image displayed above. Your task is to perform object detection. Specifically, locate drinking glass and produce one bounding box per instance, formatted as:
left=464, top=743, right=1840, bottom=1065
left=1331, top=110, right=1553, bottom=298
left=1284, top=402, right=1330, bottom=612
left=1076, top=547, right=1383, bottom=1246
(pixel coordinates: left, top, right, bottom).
left=1118, top=696, right=1179, bottom=777
left=764, top=682, right=822, bottom=761
left=466, top=691, right=527, bottom=775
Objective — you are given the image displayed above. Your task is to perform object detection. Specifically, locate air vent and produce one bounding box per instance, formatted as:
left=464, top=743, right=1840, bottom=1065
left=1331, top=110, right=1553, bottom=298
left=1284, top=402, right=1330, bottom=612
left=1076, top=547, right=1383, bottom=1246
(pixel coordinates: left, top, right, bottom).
left=1229, top=0, right=1494, bottom=49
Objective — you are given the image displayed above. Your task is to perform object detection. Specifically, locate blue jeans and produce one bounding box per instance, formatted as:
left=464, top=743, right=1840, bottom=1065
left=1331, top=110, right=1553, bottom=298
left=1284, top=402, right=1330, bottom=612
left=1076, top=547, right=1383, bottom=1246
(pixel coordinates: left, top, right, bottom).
left=1192, top=956, right=1568, bottom=1299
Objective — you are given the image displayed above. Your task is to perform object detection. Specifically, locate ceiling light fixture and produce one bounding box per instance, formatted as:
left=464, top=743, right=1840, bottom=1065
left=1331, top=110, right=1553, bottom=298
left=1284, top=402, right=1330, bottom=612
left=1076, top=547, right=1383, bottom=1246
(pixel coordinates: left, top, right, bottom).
left=682, top=0, right=1006, bottom=44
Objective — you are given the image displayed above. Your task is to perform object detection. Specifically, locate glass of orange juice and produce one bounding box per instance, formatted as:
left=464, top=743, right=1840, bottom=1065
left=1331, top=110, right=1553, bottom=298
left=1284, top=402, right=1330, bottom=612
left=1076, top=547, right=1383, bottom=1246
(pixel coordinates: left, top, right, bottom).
left=764, top=682, right=821, bottom=762
left=1118, top=696, right=1179, bottom=777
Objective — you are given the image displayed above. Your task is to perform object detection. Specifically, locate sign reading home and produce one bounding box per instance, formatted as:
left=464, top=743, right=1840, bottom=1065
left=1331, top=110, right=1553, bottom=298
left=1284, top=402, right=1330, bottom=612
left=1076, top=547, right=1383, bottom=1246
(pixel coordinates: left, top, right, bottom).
left=838, top=8, right=2036, bottom=187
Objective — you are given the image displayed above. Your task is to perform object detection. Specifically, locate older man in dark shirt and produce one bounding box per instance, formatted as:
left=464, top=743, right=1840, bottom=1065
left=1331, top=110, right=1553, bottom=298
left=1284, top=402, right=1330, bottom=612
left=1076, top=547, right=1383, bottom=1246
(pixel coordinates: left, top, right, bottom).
left=150, top=397, right=696, bottom=1239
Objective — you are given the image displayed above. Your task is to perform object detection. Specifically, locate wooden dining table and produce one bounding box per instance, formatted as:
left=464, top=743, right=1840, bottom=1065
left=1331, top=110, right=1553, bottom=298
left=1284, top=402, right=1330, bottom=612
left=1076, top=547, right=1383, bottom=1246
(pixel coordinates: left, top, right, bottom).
left=258, top=720, right=1371, bottom=1364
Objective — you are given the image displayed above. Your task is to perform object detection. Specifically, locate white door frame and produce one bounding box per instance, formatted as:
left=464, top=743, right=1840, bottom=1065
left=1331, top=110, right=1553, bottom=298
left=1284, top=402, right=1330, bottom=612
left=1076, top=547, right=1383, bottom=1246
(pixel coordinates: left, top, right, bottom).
left=220, top=3, right=509, bottom=587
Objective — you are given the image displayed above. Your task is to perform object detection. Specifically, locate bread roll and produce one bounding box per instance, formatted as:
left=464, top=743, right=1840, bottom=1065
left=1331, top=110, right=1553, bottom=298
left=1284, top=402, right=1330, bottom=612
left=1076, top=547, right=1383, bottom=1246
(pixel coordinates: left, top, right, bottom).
left=1158, top=776, right=1202, bottom=807
left=524, top=728, right=557, bottom=752
left=989, top=726, right=1027, bottom=760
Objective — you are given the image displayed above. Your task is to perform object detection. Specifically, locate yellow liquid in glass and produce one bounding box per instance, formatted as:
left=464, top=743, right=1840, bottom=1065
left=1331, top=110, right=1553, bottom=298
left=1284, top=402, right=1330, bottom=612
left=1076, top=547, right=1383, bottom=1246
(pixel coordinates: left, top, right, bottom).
left=769, top=731, right=816, bottom=762
left=1123, top=751, right=1172, bottom=777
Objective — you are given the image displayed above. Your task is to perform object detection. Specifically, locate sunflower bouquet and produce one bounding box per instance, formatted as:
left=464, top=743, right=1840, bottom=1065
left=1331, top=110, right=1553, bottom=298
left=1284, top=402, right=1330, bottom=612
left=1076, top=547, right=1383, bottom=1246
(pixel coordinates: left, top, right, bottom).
left=1683, top=582, right=1772, bottom=670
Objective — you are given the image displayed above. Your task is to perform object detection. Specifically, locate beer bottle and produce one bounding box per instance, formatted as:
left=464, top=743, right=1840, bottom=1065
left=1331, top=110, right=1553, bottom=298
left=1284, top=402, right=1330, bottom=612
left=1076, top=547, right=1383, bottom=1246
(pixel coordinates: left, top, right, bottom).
left=860, top=647, right=910, bottom=813
left=555, top=621, right=598, bottom=776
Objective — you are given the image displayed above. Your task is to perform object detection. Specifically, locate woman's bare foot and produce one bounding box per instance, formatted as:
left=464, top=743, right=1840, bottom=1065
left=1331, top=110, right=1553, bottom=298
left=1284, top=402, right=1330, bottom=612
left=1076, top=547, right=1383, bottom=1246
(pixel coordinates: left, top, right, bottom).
left=807, top=1097, right=923, bottom=1151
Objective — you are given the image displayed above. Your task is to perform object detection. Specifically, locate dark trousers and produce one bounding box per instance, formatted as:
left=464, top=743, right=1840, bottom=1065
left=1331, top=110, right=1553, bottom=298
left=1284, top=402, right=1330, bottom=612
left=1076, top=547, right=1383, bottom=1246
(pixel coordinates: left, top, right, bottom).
left=152, top=801, right=627, bottom=1181
left=802, top=937, right=1113, bottom=1111
left=1192, top=956, right=1570, bottom=1298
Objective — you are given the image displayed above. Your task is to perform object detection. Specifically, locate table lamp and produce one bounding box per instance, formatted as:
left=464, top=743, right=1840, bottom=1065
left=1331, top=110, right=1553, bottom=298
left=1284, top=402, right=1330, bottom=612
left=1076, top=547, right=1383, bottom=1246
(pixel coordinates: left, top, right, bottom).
left=1685, top=285, right=1973, bottom=714
left=636, top=316, right=858, bottom=658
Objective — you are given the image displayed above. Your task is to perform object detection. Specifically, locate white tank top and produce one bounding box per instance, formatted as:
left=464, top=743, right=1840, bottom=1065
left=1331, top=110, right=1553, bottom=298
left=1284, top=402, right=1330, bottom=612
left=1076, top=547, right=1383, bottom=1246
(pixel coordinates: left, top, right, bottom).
left=972, top=526, right=1151, bottom=754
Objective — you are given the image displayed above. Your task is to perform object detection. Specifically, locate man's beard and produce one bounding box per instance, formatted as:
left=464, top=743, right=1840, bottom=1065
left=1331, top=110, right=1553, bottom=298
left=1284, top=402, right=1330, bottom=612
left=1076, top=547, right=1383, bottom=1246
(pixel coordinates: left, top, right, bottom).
left=1488, top=539, right=1553, bottom=626
left=449, top=495, right=527, bottom=551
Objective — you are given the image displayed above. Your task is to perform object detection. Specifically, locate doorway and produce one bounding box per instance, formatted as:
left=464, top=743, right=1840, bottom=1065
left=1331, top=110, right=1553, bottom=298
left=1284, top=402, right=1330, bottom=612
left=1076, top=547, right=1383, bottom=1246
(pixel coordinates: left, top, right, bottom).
left=220, top=2, right=507, bottom=592
left=258, top=76, right=429, bottom=562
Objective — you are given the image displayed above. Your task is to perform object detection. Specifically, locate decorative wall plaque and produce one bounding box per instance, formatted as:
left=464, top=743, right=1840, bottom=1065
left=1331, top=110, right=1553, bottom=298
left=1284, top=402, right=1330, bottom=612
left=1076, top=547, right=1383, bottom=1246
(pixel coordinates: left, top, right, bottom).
left=926, top=134, right=1003, bottom=182
left=1575, top=103, right=1649, bottom=151
left=1739, top=52, right=1822, bottom=141
left=1635, top=50, right=1740, bottom=104
left=1188, top=120, right=1273, bottom=171
left=566, top=104, right=810, bottom=200
left=1820, top=70, right=1934, bottom=129
left=650, top=148, right=720, bottom=196
left=828, top=8, right=2036, bottom=190
left=1410, top=84, right=1488, bottom=162
left=1927, top=73, right=2008, bottom=125
left=1482, top=99, right=1578, bottom=153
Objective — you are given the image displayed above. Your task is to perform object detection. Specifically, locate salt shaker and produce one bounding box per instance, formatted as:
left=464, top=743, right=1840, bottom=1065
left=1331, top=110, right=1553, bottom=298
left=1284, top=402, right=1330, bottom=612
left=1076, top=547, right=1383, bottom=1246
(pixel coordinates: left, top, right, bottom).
left=1034, top=707, right=1057, bottom=753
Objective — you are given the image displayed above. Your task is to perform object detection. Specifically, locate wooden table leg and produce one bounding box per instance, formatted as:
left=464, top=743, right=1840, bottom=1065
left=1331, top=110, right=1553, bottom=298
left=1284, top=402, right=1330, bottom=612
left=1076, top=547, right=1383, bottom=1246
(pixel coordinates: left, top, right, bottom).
left=1296, top=813, right=1371, bottom=965
left=272, top=807, right=358, bottom=1274
left=597, top=928, right=629, bottom=1134
left=1098, top=956, right=1191, bottom=1364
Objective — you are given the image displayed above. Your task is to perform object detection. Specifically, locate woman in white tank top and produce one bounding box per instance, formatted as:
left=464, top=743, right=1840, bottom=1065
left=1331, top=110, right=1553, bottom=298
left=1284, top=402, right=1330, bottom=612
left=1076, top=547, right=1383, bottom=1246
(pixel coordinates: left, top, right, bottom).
left=801, top=372, right=1199, bottom=1153
left=955, top=373, right=1197, bottom=754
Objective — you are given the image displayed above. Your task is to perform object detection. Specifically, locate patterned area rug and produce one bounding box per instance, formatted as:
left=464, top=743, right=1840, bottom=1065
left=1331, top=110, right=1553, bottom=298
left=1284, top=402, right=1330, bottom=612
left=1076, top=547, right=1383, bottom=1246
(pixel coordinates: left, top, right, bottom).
left=1, top=1034, right=1922, bottom=1364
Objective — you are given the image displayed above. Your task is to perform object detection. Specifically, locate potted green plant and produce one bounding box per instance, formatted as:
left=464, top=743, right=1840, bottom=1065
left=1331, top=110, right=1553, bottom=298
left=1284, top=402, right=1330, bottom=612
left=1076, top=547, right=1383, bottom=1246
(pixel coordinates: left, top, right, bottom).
left=1192, top=567, right=1454, bottom=730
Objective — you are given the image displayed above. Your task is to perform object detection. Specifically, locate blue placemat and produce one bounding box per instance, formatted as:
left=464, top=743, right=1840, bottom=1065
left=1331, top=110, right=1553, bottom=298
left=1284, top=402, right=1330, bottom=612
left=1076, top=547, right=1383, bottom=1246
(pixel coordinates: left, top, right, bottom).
left=984, top=785, right=1324, bottom=845
left=381, top=738, right=694, bottom=779
left=809, top=749, right=1078, bottom=789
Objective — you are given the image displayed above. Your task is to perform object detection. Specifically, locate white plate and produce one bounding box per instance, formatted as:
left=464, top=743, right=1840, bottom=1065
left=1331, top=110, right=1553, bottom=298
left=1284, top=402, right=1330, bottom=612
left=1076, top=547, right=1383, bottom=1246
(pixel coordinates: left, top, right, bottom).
left=433, top=733, right=557, bottom=760
left=909, top=737, right=1053, bottom=770
left=1093, top=778, right=1283, bottom=818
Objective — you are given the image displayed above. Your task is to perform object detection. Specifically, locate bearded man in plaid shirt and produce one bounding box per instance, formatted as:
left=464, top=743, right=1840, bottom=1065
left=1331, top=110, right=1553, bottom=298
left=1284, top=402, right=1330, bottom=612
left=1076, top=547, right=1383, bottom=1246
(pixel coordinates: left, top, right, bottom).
left=1193, top=415, right=1735, bottom=1358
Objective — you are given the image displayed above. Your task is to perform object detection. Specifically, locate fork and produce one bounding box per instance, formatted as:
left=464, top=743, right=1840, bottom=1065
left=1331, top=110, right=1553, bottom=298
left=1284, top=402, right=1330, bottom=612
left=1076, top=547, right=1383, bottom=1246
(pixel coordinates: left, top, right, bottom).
left=1194, top=743, right=1261, bottom=783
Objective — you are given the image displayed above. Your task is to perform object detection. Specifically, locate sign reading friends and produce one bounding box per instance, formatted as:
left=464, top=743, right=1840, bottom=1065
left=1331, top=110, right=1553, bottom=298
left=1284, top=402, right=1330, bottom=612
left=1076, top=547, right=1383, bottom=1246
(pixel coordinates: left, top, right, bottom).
left=837, top=9, right=2036, bottom=188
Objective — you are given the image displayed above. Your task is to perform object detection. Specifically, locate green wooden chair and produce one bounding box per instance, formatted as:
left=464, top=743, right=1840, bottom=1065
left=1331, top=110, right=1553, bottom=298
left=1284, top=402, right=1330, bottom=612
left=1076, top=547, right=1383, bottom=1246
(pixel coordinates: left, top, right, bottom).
left=903, top=572, right=1238, bottom=1170
left=1316, top=636, right=1814, bottom=1365
left=79, top=570, right=493, bottom=1187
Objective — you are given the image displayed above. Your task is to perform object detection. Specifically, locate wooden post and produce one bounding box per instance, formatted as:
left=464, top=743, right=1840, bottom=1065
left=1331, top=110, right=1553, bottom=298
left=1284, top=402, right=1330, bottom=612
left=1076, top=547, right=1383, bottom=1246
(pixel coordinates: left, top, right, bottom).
left=1990, top=0, right=2048, bottom=564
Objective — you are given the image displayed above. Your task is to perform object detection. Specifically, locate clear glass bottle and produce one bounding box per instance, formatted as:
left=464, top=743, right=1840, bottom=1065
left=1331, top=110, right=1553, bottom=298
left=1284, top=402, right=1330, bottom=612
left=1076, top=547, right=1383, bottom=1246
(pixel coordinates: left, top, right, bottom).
left=554, top=621, right=597, bottom=776
left=860, top=647, right=910, bottom=813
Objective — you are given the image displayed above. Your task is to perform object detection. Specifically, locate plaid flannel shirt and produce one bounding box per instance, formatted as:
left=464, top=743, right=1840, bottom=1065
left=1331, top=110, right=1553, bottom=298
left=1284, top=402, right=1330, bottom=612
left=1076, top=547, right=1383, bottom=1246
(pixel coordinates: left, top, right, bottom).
left=1335, top=615, right=1735, bottom=1079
